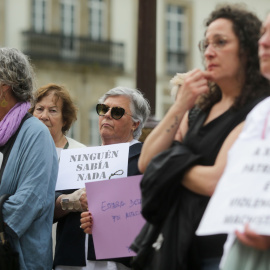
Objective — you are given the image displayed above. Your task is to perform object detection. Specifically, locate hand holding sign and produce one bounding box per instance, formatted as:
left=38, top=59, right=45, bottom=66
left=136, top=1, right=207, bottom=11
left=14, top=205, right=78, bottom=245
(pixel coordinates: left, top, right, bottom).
left=85, top=175, right=145, bottom=259
left=80, top=212, right=93, bottom=234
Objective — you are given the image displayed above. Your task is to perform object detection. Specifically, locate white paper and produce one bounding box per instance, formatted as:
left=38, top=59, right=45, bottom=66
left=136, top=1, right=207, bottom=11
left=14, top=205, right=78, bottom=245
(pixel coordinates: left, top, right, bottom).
left=55, top=143, right=129, bottom=190
left=196, top=140, right=270, bottom=236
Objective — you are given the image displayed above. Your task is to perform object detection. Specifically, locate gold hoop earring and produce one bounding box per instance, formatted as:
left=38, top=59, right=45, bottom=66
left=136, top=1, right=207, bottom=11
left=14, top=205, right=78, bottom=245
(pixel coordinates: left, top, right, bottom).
left=0, top=96, right=7, bottom=107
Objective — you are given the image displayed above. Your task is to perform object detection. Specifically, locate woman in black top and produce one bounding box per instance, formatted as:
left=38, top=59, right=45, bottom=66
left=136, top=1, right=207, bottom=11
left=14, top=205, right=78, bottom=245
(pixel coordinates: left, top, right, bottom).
left=138, top=4, right=270, bottom=270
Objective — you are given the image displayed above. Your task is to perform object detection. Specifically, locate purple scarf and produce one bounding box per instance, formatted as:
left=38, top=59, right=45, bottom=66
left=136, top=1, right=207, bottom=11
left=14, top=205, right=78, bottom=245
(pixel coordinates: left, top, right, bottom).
left=0, top=102, right=31, bottom=146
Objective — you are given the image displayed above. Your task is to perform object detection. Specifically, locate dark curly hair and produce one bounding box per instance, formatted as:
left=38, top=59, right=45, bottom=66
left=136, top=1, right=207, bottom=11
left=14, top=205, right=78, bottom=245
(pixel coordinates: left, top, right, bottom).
left=29, top=83, right=77, bottom=134
left=198, top=4, right=270, bottom=111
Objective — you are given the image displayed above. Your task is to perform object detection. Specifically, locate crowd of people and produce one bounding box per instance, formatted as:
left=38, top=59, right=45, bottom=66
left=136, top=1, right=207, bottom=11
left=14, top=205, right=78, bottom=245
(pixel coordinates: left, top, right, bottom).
left=0, top=3, right=270, bottom=270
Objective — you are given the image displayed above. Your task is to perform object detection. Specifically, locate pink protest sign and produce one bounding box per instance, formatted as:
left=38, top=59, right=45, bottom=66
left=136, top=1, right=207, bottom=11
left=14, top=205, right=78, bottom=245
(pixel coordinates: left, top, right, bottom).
left=85, top=175, right=145, bottom=259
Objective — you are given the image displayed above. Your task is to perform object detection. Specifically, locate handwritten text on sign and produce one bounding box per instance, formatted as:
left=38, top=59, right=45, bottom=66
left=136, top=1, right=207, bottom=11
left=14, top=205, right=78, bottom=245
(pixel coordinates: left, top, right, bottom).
left=55, top=143, right=129, bottom=190
left=196, top=140, right=270, bottom=236
left=85, top=175, right=145, bottom=259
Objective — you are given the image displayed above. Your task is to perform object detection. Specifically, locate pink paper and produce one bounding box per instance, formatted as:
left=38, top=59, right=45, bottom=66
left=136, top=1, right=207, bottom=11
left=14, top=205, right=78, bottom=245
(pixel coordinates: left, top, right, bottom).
left=85, top=175, right=145, bottom=259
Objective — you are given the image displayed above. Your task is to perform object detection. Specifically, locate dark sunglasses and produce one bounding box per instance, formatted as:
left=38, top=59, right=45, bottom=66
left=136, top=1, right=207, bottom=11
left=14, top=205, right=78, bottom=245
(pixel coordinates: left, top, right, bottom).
left=96, top=104, right=132, bottom=120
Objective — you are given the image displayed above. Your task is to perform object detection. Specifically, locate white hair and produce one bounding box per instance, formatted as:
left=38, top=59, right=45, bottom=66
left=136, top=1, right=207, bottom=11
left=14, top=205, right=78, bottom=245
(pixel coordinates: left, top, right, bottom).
left=99, top=86, right=151, bottom=139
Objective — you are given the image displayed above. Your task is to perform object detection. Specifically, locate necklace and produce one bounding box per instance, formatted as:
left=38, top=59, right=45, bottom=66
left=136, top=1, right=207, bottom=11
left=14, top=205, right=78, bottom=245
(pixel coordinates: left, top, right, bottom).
left=54, top=134, right=68, bottom=148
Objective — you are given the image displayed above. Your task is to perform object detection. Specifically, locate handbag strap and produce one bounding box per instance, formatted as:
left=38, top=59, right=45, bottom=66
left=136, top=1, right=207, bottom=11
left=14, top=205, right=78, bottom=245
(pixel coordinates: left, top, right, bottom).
left=0, top=113, right=32, bottom=244
left=0, top=194, right=10, bottom=244
left=0, top=112, right=32, bottom=183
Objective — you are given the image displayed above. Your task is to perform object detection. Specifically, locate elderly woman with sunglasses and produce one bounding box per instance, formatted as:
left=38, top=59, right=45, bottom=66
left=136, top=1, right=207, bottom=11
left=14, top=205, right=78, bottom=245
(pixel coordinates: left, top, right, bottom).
left=57, top=86, right=150, bottom=270
left=136, top=4, right=270, bottom=270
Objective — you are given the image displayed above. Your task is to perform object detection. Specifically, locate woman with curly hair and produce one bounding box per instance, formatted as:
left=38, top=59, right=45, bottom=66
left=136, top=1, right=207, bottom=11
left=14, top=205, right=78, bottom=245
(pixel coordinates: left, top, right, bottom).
left=137, top=4, right=270, bottom=270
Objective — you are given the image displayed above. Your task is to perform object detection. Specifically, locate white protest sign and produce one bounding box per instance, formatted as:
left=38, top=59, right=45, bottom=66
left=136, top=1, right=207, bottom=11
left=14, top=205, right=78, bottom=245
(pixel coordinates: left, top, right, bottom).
left=55, top=143, right=129, bottom=190
left=196, top=140, right=270, bottom=236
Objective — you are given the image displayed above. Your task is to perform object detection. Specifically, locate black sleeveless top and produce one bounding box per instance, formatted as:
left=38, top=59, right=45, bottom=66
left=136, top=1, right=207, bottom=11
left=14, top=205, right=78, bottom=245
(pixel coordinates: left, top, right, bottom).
left=182, top=97, right=266, bottom=260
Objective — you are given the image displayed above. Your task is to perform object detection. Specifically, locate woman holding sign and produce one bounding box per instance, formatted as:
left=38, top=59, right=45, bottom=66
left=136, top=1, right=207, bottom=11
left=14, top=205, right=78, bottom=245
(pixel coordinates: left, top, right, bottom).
left=135, top=4, right=270, bottom=270
left=220, top=12, right=270, bottom=270
left=234, top=12, right=270, bottom=251
left=30, top=84, right=87, bottom=213
left=29, top=83, right=87, bottom=269
left=60, top=86, right=150, bottom=270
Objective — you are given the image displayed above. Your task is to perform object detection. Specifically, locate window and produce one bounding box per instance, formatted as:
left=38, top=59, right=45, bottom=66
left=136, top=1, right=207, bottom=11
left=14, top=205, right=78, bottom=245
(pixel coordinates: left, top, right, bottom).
left=166, top=5, right=187, bottom=74
left=60, top=0, right=75, bottom=37
left=32, top=0, right=47, bottom=32
left=60, top=0, right=77, bottom=56
left=88, top=0, right=105, bottom=40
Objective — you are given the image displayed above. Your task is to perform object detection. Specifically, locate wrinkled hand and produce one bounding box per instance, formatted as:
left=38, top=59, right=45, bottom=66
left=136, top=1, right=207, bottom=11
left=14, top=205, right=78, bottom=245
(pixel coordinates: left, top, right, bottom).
left=60, top=188, right=88, bottom=212
left=79, top=190, right=88, bottom=211
left=175, top=68, right=210, bottom=111
left=236, top=224, right=270, bottom=250
left=80, top=211, right=93, bottom=234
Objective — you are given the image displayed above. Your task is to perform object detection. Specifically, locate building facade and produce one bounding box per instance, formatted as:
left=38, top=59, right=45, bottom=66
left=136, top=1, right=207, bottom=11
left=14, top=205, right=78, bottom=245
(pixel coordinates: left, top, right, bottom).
left=1, top=0, right=269, bottom=145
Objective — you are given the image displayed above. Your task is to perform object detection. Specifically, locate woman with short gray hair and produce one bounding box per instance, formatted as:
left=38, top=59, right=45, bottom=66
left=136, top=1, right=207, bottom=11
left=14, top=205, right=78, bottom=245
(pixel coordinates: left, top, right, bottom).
left=98, top=86, right=151, bottom=140
left=0, top=47, right=34, bottom=102
left=0, top=47, right=58, bottom=270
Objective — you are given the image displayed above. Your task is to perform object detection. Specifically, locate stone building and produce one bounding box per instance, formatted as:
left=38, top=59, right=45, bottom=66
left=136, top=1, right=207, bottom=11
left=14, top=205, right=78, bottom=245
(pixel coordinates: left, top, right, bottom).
left=0, top=0, right=269, bottom=145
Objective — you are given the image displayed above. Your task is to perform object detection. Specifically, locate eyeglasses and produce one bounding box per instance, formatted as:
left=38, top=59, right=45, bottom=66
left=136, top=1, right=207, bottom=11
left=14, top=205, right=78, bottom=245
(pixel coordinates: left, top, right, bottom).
left=198, top=35, right=229, bottom=53
left=96, top=103, right=132, bottom=120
